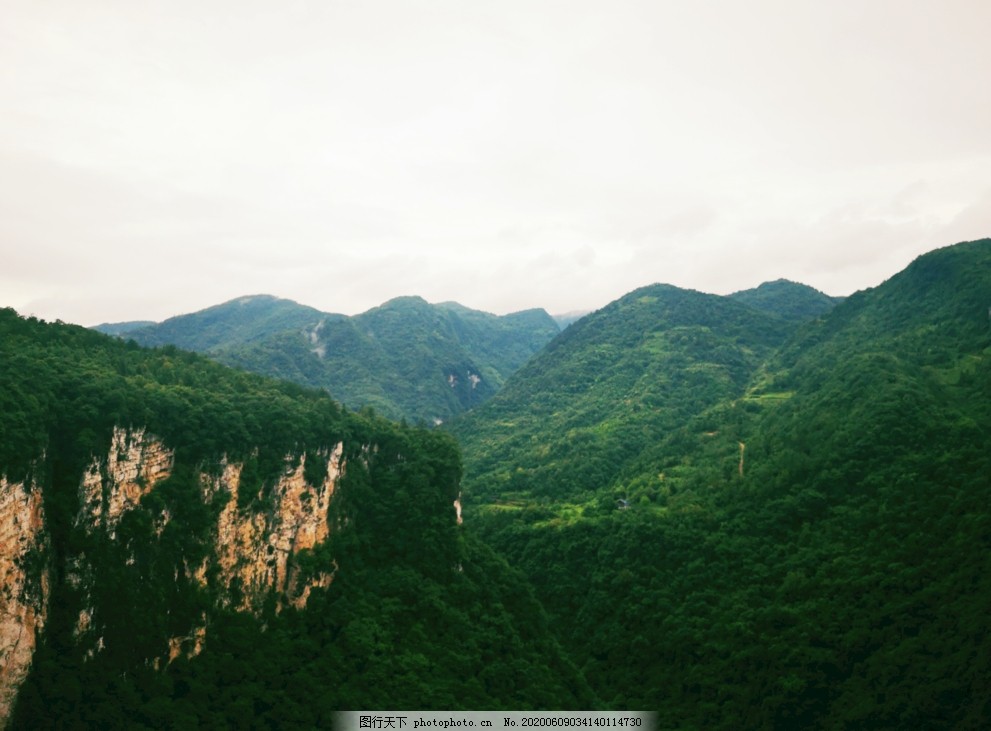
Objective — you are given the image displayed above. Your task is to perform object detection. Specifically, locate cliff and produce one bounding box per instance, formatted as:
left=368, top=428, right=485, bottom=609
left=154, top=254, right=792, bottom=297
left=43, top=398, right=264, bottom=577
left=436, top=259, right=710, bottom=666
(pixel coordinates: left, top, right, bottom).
left=1, top=428, right=352, bottom=727
left=0, top=307, right=591, bottom=724
left=0, top=475, right=49, bottom=725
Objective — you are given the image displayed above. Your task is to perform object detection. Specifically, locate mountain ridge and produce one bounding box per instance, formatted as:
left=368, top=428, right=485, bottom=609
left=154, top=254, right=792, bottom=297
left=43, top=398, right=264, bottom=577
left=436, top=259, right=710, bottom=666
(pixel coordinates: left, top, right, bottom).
left=452, top=237, right=991, bottom=724
left=95, top=294, right=562, bottom=424
left=0, top=309, right=593, bottom=726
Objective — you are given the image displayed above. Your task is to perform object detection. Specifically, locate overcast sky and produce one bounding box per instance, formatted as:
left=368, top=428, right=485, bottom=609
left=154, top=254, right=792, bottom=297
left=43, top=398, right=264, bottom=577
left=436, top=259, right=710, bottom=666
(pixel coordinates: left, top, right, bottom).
left=2, top=0, right=990, bottom=326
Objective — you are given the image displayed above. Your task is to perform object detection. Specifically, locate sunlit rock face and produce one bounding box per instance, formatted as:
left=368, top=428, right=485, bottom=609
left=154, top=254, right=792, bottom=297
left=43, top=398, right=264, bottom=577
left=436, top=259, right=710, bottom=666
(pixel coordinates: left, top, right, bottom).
left=0, top=425, right=419, bottom=719
left=0, top=474, right=50, bottom=728
left=76, top=426, right=174, bottom=534
left=209, top=444, right=343, bottom=613
left=70, top=427, right=176, bottom=655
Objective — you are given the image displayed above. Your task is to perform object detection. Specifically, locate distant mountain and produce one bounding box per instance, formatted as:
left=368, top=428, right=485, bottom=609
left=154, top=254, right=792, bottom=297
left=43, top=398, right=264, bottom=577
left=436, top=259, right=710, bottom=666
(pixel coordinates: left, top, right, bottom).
left=111, top=294, right=327, bottom=351
left=729, top=278, right=842, bottom=321
left=91, top=320, right=156, bottom=337
left=451, top=239, right=991, bottom=724
left=101, top=295, right=560, bottom=424
left=551, top=310, right=591, bottom=329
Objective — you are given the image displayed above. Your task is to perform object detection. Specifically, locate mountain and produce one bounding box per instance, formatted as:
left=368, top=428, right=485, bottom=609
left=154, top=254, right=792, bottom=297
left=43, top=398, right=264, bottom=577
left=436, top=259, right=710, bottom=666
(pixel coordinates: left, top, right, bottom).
left=551, top=310, right=592, bottom=329
left=91, top=320, right=156, bottom=337
left=451, top=239, right=991, bottom=726
left=101, top=294, right=327, bottom=352
left=450, top=283, right=796, bottom=502
left=100, top=295, right=561, bottom=424
left=728, top=278, right=843, bottom=322
left=0, top=310, right=591, bottom=728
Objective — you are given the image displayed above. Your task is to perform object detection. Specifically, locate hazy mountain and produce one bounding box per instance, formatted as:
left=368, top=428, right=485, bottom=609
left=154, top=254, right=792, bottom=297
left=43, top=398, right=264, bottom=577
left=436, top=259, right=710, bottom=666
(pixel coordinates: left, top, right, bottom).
left=729, top=278, right=843, bottom=321
left=91, top=320, right=156, bottom=337
left=0, top=310, right=591, bottom=727
left=111, top=294, right=327, bottom=351
left=100, top=294, right=560, bottom=424
left=451, top=238, right=991, bottom=725
left=551, top=310, right=592, bottom=329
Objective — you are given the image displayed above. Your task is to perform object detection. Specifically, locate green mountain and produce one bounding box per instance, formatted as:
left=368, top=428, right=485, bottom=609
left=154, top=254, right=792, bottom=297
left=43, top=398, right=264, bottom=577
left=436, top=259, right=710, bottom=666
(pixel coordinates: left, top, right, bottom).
left=91, top=320, right=156, bottom=337
left=101, top=295, right=561, bottom=424
left=728, top=278, right=842, bottom=322
left=101, top=294, right=328, bottom=351
left=0, top=310, right=590, bottom=728
left=450, top=283, right=796, bottom=502
left=451, top=239, right=991, bottom=726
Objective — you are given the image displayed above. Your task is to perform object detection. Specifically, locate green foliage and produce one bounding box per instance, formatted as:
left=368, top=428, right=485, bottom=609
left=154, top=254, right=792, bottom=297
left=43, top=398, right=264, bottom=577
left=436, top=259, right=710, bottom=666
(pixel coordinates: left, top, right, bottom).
left=103, top=294, right=560, bottom=424
left=449, top=283, right=794, bottom=501
left=113, top=294, right=327, bottom=352
left=459, top=239, right=991, bottom=726
left=8, top=238, right=991, bottom=726
left=729, top=279, right=842, bottom=322
left=0, top=309, right=586, bottom=726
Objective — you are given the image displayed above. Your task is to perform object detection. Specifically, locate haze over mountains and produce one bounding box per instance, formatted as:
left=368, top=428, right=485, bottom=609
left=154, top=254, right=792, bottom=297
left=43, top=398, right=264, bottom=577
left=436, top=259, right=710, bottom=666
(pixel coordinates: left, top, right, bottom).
left=2, top=238, right=989, bottom=727
left=94, top=280, right=840, bottom=425
left=96, top=295, right=561, bottom=424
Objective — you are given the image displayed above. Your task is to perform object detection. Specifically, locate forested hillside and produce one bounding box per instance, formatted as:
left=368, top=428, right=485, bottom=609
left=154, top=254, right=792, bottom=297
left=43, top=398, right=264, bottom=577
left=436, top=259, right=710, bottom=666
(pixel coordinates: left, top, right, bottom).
left=452, top=239, right=991, bottom=728
left=450, top=283, right=796, bottom=503
left=98, top=295, right=560, bottom=424
left=728, top=279, right=842, bottom=322
left=11, top=239, right=990, bottom=728
left=0, top=310, right=590, bottom=729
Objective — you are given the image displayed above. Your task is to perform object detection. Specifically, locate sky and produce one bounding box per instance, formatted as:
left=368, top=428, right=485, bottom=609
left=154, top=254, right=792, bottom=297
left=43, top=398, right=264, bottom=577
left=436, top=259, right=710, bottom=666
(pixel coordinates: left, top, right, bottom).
left=2, top=0, right=990, bottom=326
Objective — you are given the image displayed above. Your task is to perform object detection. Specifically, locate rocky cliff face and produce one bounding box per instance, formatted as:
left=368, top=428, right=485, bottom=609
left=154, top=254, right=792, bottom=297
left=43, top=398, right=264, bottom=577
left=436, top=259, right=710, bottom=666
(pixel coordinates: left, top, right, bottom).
left=76, top=427, right=174, bottom=535
left=0, top=474, right=49, bottom=726
left=1, top=427, right=352, bottom=728
left=207, top=443, right=343, bottom=612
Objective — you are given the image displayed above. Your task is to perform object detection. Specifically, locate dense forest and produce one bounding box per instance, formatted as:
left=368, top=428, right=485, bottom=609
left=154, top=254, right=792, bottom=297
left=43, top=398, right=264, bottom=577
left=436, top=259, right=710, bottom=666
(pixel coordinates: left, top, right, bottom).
left=451, top=239, right=991, bottom=728
left=96, top=294, right=560, bottom=424
left=0, top=310, right=588, bottom=730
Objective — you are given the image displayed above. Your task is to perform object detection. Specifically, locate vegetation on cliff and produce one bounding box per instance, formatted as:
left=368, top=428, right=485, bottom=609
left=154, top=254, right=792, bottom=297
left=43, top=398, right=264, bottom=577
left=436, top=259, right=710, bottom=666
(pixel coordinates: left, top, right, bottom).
left=0, top=310, right=589, bottom=728
left=7, top=238, right=991, bottom=727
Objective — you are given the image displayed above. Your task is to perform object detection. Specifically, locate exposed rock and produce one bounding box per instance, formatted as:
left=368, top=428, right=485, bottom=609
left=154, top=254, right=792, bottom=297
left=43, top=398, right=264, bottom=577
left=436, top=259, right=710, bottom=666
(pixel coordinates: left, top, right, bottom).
left=288, top=560, right=338, bottom=611
left=210, top=444, right=343, bottom=613
left=4, top=427, right=355, bottom=712
left=168, top=621, right=207, bottom=664
left=68, top=428, right=175, bottom=664
left=0, top=474, right=50, bottom=728
left=77, top=426, right=174, bottom=533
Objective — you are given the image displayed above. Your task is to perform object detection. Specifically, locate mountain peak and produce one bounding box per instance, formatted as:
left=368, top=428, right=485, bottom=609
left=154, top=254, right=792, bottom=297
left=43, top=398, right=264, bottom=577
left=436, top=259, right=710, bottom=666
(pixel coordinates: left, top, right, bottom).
left=729, top=279, right=841, bottom=322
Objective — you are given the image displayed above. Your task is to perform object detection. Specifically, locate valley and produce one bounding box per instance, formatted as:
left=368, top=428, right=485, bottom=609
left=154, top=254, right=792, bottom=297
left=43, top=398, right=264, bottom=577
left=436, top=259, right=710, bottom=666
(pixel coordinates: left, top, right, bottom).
left=2, top=238, right=989, bottom=728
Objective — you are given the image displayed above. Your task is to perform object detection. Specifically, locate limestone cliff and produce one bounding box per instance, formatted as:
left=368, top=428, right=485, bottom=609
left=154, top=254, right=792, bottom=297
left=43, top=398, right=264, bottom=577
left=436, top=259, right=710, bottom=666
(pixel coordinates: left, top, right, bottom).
left=205, top=443, right=343, bottom=613
left=76, top=426, right=175, bottom=534
left=2, top=426, right=352, bottom=726
left=0, top=474, right=49, bottom=727
left=72, top=428, right=346, bottom=644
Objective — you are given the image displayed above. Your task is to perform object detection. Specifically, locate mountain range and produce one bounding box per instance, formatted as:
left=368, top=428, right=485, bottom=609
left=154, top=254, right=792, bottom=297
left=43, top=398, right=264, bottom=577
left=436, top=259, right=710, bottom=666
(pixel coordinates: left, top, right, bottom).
left=450, top=238, right=991, bottom=726
left=94, top=281, right=838, bottom=427
left=95, top=295, right=560, bottom=424
left=3, top=238, right=989, bottom=728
